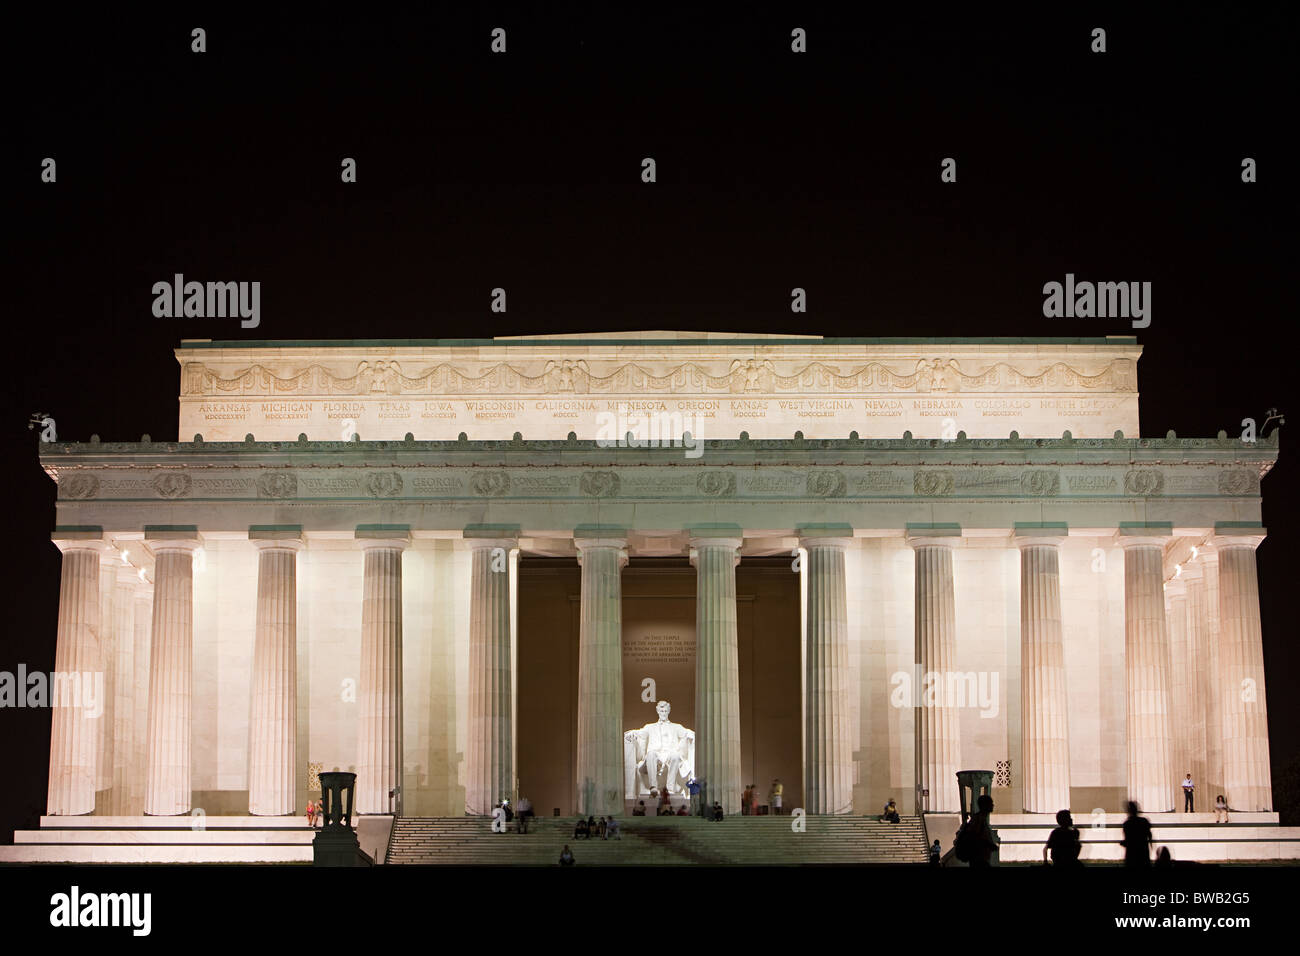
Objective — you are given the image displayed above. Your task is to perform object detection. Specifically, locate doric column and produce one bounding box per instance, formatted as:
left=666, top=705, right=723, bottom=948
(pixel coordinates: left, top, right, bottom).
left=1182, top=558, right=1212, bottom=799
left=1214, top=528, right=1272, bottom=811
left=690, top=530, right=743, bottom=816
left=465, top=528, right=516, bottom=816
left=1200, top=549, right=1225, bottom=798
left=129, top=575, right=153, bottom=816
left=574, top=530, right=628, bottom=817
left=908, top=527, right=962, bottom=813
left=355, top=528, right=408, bottom=815
left=1120, top=529, right=1175, bottom=812
left=143, top=529, right=200, bottom=816
left=800, top=526, right=853, bottom=815
left=108, top=562, right=139, bottom=814
left=1166, top=572, right=1192, bottom=797
left=47, top=533, right=108, bottom=815
left=1016, top=526, right=1070, bottom=814
left=96, top=556, right=117, bottom=795
left=248, top=530, right=304, bottom=815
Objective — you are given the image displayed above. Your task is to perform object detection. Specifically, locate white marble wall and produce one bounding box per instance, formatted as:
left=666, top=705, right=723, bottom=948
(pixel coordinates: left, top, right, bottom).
left=191, top=540, right=256, bottom=797
left=1060, top=539, right=1128, bottom=802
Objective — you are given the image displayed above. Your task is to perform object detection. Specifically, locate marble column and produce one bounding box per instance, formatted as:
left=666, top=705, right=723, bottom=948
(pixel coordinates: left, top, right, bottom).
left=574, top=533, right=628, bottom=817
left=801, top=529, right=853, bottom=815
left=909, top=531, right=962, bottom=813
left=356, top=532, right=408, bottom=815
left=248, top=534, right=304, bottom=815
left=1215, top=531, right=1273, bottom=811
left=1166, top=574, right=1192, bottom=796
left=129, top=577, right=153, bottom=816
left=1016, top=531, right=1071, bottom=814
left=46, top=538, right=105, bottom=815
left=144, top=533, right=199, bottom=816
left=95, top=556, right=119, bottom=797
left=108, top=563, right=139, bottom=814
left=1121, top=533, right=1175, bottom=812
left=691, top=534, right=742, bottom=816
left=1182, top=559, right=1213, bottom=800
left=466, top=534, right=515, bottom=816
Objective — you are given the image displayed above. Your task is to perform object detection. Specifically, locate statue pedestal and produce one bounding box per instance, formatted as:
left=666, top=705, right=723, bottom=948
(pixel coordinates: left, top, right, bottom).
left=312, top=827, right=373, bottom=867
left=312, top=770, right=373, bottom=866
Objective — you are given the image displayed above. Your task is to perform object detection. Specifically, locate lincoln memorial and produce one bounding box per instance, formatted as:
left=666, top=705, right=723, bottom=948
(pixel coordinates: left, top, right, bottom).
left=26, top=332, right=1279, bottom=848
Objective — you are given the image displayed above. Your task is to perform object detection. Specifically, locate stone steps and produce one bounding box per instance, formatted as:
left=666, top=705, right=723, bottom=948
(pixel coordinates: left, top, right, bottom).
left=0, top=816, right=320, bottom=864
left=386, top=815, right=930, bottom=865
left=923, top=811, right=1300, bottom=863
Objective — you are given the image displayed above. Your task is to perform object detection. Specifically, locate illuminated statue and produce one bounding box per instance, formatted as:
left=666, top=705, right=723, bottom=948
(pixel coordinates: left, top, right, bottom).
left=624, top=700, right=695, bottom=799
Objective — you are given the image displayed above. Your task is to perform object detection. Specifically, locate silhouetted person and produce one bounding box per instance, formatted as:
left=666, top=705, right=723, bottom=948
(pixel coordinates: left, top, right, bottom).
left=1121, top=801, right=1153, bottom=867
left=1044, top=809, right=1082, bottom=867
left=1155, top=846, right=1173, bottom=868
left=964, top=794, right=998, bottom=867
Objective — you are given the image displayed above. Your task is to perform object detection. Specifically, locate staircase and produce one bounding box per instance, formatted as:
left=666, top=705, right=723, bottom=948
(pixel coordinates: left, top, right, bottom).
left=386, top=814, right=929, bottom=865
left=0, top=816, right=316, bottom=864
left=926, top=812, right=1300, bottom=864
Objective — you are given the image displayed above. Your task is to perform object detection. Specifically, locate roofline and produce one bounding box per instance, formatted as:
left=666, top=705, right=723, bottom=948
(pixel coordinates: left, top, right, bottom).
left=176, top=336, right=1141, bottom=350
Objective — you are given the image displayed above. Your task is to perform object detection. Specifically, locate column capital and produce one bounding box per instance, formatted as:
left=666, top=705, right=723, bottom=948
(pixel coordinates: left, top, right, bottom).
left=905, top=522, right=961, bottom=549
left=1013, top=522, right=1068, bottom=549
left=1118, top=522, right=1172, bottom=550
left=1212, top=522, right=1266, bottom=550
left=51, top=526, right=113, bottom=555
left=463, top=523, right=519, bottom=552
left=688, top=533, right=741, bottom=568
left=574, top=532, right=628, bottom=568
left=797, top=523, right=854, bottom=549
left=251, top=525, right=305, bottom=552
left=356, top=524, right=411, bottom=550
left=144, top=526, right=202, bottom=554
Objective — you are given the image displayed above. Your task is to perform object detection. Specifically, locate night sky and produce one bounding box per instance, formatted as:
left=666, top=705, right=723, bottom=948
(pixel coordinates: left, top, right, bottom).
left=5, top=7, right=1297, bottom=838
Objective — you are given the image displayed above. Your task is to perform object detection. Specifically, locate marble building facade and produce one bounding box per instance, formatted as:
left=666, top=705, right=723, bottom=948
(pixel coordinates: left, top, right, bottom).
left=37, top=333, right=1276, bottom=820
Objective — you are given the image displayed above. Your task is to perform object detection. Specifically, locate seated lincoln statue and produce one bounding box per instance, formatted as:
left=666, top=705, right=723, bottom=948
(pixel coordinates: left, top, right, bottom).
left=624, top=700, right=695, bottom=799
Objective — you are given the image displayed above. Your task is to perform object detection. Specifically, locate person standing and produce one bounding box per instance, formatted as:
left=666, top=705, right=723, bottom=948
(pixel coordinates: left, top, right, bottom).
left=747, top=785, right=758, bottom=817
left=1121, top=801, right=1153, bottom=867
left=305, top=800, right=316, bottom=827
left=1043, top=810, right=1083, bottom=867
left=963, top=794, right=999, bottom=867
left=1182, top=773, right=1195, bottom=813
left=929, top=839, right=942, bottom=866
left=769, top=778, right=783, bottom=815
left=741, top=784, right=752, bottom=815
